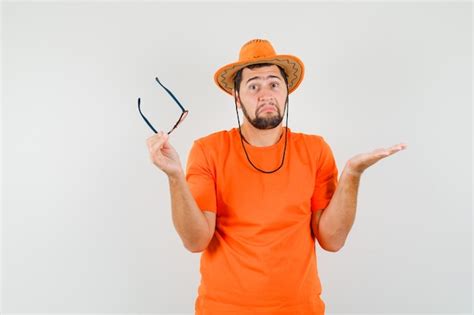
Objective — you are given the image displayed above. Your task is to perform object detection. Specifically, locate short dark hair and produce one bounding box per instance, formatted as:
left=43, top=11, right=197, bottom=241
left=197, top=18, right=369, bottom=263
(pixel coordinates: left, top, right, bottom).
left=233, top=63, right=288, bottom=94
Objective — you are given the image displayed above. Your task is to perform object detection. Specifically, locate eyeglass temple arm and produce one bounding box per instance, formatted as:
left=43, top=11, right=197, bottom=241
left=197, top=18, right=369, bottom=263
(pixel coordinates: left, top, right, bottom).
left=137, top=98, right=158, bottom=134
left=155, top=77, right=186, bottom=112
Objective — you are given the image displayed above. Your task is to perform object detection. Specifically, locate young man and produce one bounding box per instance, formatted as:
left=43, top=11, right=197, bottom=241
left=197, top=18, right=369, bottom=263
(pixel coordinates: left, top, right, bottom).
left=146, top=39, right=407, bottom=314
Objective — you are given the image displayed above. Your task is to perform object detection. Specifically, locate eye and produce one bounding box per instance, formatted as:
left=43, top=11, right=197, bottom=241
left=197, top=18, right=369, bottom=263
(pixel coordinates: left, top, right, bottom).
left=271, top=82, right=280, bottom=88
left=249, top=84, right=258, bottom=91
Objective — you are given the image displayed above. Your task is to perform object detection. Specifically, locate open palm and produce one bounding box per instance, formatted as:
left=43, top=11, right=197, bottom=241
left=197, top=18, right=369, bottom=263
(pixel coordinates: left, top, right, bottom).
left=346, top=142, right=408, bottom=176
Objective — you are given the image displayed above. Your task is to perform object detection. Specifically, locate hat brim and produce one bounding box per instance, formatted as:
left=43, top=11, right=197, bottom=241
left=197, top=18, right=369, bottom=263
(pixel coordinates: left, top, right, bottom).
left=214, top=54, right=305, bottom=96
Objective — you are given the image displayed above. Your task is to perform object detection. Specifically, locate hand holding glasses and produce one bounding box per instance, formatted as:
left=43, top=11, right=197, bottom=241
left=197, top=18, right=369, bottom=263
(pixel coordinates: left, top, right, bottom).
left=138, top=77, right=189, bottom=134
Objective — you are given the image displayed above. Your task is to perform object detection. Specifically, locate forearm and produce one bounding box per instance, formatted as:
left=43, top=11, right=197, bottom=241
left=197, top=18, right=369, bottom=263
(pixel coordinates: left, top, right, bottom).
left=168, top=172, right=211, bottom=252
left=317, top=166, right=361, bottom=251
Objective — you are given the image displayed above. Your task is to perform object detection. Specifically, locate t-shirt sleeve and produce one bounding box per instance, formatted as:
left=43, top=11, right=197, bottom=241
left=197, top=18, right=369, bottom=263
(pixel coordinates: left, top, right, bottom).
left=185, top=140, right=217, bottom=213
left=311, top=137, right=339, bottom=212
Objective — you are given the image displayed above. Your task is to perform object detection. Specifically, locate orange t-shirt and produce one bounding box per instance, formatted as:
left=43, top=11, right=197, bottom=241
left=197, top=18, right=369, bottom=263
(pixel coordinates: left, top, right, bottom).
left=185, top=127, right=339, bottom=315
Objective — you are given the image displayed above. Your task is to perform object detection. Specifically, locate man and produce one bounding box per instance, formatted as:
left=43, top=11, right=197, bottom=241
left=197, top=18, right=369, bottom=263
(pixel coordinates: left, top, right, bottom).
left=146, top=39, right=407, bottom=314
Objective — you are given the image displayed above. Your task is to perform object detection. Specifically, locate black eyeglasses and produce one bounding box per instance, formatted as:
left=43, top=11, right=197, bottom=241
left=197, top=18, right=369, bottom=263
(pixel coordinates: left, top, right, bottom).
left=138, top=77, right=189, bottom=134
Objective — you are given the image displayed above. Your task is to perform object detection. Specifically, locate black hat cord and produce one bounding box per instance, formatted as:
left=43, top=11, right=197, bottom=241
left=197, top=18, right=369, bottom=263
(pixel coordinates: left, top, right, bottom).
left=233, top=94, right=289, bottom=174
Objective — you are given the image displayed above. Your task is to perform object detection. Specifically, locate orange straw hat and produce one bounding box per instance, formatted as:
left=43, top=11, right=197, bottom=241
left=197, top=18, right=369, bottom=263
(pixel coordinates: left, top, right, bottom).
left=214, top=39, right=305, bottom=96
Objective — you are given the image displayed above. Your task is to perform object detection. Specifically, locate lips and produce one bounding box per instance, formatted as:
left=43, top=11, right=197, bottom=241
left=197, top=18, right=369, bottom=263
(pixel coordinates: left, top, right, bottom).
left=259, top=104, right=276, bottom=113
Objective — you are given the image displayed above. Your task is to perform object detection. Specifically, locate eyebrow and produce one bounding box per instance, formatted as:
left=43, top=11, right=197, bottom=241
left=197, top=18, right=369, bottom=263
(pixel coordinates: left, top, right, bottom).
left=245, top=75, right=282, bottom=85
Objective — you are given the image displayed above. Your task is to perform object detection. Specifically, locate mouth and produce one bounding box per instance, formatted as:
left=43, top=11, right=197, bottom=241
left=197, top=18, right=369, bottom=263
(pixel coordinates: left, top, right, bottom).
left=259, top=104, right=277, bottom=113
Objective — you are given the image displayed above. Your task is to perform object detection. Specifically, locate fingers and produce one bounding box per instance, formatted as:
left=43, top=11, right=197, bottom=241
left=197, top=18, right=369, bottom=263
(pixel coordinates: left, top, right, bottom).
left=386, top=143, right=407, bottom=150
left=146, top=131, right=169, bottom=152
left=374, top=143, right=408, bottom=158
left=347, top=142, right=408, bottom=175
left=368, top=143, right=406, bottom=160
left=387, top=143, right=408, bottom=154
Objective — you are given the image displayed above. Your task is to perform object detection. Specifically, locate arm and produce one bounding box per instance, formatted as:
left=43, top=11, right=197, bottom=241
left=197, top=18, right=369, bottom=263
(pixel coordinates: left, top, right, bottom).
left=313, top=142, right=407, bottom=252
left=168, top=172, right=214, bottom=253
left=146, top=131, right=214, bottom=253
left=314, top=166, right=361, bottom=252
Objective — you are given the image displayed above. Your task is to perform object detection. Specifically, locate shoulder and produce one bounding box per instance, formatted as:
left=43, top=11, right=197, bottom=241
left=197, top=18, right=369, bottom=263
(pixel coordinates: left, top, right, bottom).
left=195, top=129, right=231, bottom=142
left=193, top=129, right=233, bottom=147
left=290, top=130, right=336, bottom=161
left=290, top=129, right=326, bottom=147
left=190, top=129, right=237, bottom=160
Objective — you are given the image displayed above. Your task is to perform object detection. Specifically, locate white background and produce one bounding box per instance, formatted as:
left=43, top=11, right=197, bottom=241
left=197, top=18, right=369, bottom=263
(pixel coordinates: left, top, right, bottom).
left=2, top=1, right=472, bottom=314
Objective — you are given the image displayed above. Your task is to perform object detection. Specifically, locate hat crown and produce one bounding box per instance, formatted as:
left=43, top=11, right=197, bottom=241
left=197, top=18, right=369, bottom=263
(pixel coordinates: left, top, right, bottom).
left=214, top=38, right=305, bottom=96
left=239, top=39, right=276, bottom=61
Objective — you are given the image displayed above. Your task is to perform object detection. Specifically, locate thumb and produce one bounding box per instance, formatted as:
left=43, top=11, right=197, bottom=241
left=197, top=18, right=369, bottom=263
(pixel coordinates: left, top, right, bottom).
left=160, top=133, right=174, bottom=150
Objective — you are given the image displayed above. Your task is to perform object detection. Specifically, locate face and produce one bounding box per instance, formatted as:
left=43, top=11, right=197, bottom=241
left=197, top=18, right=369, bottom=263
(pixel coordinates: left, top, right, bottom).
left=235, top=65, right=288, bottom=130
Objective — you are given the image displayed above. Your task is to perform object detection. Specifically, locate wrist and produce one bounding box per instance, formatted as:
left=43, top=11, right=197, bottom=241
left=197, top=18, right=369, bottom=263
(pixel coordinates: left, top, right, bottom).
left=167, top=169, right=185, bottom=183
left=343, top=164, right=363, bottom=178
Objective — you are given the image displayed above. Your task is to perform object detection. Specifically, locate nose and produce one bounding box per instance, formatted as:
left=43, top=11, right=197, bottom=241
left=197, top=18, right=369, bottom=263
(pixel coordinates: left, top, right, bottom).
left=258, top=95, right=274, bottom=104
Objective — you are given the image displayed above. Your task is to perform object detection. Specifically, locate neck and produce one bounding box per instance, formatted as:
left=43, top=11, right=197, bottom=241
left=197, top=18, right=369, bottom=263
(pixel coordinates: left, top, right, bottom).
left=240, top=123, right=284, bottom=147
